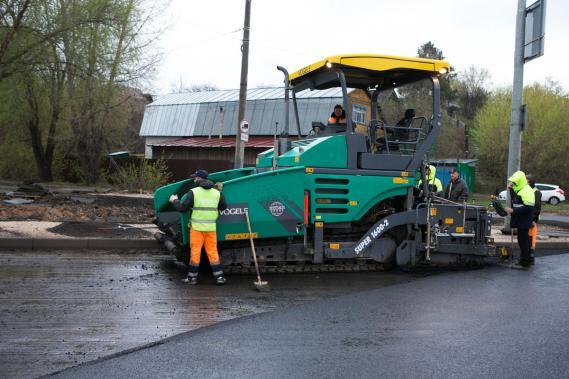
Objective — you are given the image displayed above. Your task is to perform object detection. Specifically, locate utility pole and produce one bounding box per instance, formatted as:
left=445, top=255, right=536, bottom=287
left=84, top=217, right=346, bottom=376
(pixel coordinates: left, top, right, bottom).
left=504, top=0, right=546, bottom=232
left=507, top=0, right=526, bottom=181
left=464, top=121, right=469, bottom=159
left=219, top=106, right=224, bottom=139
left=504, top=0, right=529, bottom=232
left=234, top=0, right=251, bottom=168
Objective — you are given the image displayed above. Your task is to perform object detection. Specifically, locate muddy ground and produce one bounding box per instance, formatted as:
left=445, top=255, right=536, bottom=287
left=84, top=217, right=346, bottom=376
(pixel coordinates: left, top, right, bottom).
left=0, top=250, right=433, bottom=379
left=46, top=221, right=155, bottom=238
left=0, top=191, right=153, bottom=224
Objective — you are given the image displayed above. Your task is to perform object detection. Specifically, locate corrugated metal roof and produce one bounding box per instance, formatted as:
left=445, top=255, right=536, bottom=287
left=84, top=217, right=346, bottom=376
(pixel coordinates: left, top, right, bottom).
left=139, top=87, right=345, bottom=137
left=433, top=159, right=479, bottom=165
left=150, top=87, right=343, bottom=106
left=149, top=136, right=275, bottom=148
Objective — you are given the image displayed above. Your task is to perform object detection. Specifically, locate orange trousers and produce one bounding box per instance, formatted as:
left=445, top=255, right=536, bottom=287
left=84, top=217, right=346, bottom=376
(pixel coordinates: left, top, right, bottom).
left=189, top=228, right=220, bottom=267
left=528, top=222, right=537, bottom=250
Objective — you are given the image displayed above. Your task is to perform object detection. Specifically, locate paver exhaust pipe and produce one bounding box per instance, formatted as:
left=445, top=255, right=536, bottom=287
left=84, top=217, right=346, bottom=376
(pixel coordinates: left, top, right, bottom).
left=277, top=66, right=292, bottom=153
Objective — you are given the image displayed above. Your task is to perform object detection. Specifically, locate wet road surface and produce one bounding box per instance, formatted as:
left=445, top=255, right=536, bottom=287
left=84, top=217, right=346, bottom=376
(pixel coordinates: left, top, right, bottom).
left=0, top=251, right=424, bottom=378
left=51, top=253, right=569, bottom=379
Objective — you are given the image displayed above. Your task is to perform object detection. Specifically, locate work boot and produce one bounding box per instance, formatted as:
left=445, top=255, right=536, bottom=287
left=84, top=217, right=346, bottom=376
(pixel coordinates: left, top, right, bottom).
left=182, top=274, right=198, bottom=285
left=215, top=275, right=227, bottom=285
left=513, top=261, right=530, bottom=270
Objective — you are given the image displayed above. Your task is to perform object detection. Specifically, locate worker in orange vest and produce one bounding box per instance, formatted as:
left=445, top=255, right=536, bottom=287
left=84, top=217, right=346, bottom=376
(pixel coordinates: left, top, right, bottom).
left=328, top=104, right=347, bottom=124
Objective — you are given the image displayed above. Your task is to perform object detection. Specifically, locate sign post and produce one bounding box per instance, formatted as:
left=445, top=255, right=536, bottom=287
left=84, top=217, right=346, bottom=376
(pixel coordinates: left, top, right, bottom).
left=234, top=0, right=251, bottom=168
left=504, top=0, right=546, bottom=232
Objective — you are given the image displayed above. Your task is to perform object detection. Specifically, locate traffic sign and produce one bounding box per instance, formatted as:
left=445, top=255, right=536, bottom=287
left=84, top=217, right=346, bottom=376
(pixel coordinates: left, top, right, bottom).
left=240, top=120, right=249, bottom=142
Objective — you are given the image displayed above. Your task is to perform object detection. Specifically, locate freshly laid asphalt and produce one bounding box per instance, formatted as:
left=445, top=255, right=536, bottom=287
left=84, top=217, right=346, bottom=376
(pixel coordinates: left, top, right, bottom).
left=51, top=253, right=569, bottom=379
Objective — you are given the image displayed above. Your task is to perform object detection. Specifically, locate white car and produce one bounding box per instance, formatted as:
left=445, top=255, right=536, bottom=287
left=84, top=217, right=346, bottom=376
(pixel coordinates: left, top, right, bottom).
left=498, top=183, right=565, bottom=205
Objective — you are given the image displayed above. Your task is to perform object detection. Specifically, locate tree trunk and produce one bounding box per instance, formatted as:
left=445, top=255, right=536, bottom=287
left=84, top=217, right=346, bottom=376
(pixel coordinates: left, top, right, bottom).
left=24, top=79, right=53, bottom=181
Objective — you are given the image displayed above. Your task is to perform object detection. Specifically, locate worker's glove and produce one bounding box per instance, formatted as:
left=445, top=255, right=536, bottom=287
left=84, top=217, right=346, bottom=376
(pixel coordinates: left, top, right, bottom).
left=169, top=194, right=178, bottom=203
left=215, top=182, right=223, bottom=191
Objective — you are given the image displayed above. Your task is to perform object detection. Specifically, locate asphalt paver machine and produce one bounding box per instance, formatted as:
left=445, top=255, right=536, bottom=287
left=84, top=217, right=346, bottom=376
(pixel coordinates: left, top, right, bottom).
left=153, top=54, right=494, bottom=273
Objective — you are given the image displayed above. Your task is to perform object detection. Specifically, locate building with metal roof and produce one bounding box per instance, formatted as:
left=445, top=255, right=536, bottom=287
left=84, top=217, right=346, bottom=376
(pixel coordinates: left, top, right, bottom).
left=139, top=87, right=345, bottom=159
left=137, top=87, right=383, bottom=180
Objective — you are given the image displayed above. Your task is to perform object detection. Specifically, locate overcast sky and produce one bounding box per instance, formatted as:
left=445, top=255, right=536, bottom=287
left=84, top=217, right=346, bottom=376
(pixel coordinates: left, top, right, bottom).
left=151, top=0, right=566, bottom=95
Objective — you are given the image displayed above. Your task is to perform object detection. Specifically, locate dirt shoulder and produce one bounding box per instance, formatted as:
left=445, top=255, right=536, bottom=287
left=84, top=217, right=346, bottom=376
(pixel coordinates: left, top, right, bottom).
left=1, top=183, right=154, bottom=223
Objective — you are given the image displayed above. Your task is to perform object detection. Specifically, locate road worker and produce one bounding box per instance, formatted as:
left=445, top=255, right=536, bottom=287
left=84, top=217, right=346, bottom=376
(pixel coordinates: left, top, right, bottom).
left=504, top=170, right=535, bottom=269
left=418, top=164, right=443, bottom=194
left=328, top=104, right=347, bottom=124
left=443, top=168, right=469, bottom=202
left=169, top=169, right=227, bottom=285
left=526, top=174, right=541, bottom=265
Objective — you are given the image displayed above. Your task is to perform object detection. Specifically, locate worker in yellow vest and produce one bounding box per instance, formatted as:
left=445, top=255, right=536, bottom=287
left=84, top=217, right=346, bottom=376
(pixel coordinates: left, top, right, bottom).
left=417, top=164, right=443, bottom=195
left=169, top=169, right=227, bottom=285
left=504, top=170, right=535, bottom=269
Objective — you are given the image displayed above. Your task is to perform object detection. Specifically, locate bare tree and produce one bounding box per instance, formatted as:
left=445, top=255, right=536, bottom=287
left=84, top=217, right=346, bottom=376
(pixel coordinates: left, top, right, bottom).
left=2, top=0, right=165, bottom=182
left=66, top=0, right=164, bottom=183
left=170, top=77, right=219, bottom=93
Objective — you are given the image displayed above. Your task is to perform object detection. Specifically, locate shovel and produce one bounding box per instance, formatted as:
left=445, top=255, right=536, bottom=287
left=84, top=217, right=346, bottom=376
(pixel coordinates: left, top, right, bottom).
left=244, top=208, right=270, bottom=292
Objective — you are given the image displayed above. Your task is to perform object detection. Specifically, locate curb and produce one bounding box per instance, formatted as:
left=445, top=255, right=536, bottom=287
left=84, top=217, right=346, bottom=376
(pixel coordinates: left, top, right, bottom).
left=492, top=216, right=569, bottom=229
left=539, top=220, right=569, bottom=229
left=0, top=238, right=161, bottom=251
left=493, top=241, right=569, bottom=251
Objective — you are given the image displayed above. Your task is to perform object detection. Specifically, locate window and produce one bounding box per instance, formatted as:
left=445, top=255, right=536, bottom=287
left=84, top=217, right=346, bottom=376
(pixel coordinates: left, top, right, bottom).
left=352, top=104, right=367, bottom=125
left=537, top=184, right=554, bottom=191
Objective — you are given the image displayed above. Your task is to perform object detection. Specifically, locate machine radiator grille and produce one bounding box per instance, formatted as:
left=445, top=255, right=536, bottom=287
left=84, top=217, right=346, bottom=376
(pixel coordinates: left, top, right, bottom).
left=314, top=176, right=350, bottom=216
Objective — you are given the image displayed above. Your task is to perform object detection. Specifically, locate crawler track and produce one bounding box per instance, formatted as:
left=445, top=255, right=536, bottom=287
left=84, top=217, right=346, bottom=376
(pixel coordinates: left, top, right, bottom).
left=223, top=262, right=388, bottom=274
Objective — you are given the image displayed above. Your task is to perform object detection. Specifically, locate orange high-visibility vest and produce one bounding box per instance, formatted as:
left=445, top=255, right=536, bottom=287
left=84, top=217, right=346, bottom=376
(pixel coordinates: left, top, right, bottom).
left=328, top=116, right=346, bottom=124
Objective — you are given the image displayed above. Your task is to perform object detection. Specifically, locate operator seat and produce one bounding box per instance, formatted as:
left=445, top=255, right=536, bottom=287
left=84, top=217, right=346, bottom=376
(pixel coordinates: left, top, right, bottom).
left=374, top=109, right=415, bottom=154
left=380, top=108, right=415, bottom=152
left=394, top=108, right=416, bottom=141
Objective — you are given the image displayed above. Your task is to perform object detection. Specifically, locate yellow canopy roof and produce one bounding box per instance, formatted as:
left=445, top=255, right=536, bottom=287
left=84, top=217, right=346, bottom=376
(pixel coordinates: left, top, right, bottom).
left=289, top=54, right=450, bottom=90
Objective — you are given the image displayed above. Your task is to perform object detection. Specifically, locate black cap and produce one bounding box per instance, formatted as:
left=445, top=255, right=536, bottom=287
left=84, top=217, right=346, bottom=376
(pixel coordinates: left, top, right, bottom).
left=191, top=169, right=208, bottom=179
